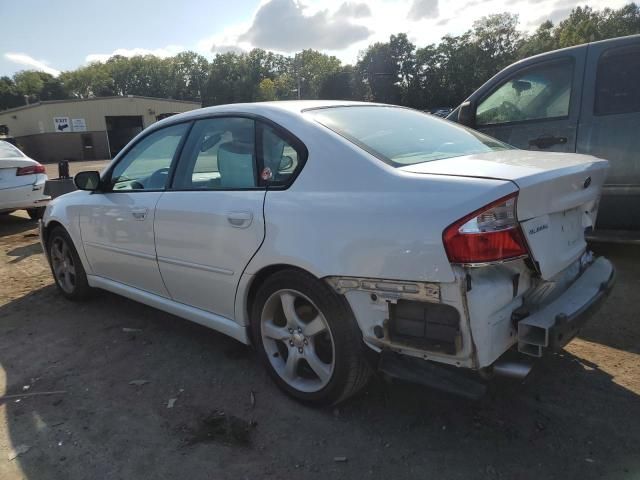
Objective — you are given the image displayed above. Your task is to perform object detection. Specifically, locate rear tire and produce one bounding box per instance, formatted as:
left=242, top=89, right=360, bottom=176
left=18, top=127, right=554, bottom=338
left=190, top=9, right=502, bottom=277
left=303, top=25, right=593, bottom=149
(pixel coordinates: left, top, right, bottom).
left=251, top=269, right=371, bottom=406
left=47, top=226, right=92, bottom=301
left=27, top=207, right=45, bottom=220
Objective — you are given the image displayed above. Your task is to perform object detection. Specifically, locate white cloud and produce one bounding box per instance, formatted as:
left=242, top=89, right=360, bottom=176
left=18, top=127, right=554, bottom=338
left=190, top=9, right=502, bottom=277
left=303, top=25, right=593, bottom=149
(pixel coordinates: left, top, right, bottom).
left=237, top=0, right=372, bottom=52
left=4, top=53, right=61, bottom=76
left=85, top=45, right=185, bottom=64
left=83, top=0, right=631, bottom=69
left=408, top=0, right=439, bottom=20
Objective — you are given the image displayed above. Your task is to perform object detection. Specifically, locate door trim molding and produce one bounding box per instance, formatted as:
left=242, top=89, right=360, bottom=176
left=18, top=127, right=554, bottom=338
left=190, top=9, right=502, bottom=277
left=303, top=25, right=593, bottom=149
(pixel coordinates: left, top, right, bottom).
left=157, top=255, right=234, bottom=276
left=84, top=241, right=157, bottom=261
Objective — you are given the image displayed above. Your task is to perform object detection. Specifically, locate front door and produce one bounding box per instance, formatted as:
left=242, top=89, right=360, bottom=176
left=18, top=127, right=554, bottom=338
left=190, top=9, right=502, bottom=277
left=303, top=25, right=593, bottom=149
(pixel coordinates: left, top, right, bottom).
left=473, top=53, right=585, bottom=153
left=154, top=117, right=266, bottom=320
left=80, top=122, right=190, bottom=296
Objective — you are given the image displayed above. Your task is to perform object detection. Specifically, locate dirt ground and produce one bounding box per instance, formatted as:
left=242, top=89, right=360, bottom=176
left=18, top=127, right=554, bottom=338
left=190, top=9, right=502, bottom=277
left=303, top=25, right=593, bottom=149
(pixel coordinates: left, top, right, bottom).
left=0, top=202, right=639, bottom=479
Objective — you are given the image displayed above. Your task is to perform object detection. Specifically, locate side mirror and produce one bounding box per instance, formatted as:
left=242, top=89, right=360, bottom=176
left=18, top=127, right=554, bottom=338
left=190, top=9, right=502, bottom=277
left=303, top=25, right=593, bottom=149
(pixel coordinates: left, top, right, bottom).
left=457, top=101, right=476, bottom=127
left=278, top=155, right=294, bottom=172
left=74, top=171, right=101, bottom=191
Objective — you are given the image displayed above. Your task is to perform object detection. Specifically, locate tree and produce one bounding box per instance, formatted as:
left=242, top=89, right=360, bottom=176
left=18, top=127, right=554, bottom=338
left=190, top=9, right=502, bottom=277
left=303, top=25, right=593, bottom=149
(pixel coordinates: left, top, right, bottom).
left=357, top=42, right=399, bottom=103
left=319, top=66, right=356, bottom=100
left=0, top=76, right=24, bottom=110
left=13, top=70, right=45, bottom=102
left=257, top=78, right=277, bottom=101
left=168, top=51, right=209, bottom=100
left=60, top=63, right=114, bottom=98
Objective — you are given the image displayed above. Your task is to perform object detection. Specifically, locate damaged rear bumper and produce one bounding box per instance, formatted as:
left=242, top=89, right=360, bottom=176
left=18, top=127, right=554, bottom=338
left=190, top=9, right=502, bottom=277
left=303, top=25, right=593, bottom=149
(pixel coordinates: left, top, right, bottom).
left=517, top=257, right=615, bottom=357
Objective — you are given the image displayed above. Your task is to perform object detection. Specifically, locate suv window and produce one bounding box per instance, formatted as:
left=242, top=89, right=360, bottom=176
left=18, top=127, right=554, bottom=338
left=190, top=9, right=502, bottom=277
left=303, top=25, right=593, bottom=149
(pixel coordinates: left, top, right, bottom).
left=476, top=59, right=574, bottom=126
left=110, top=123, right=188, bottom=191
left=595, top=46, right=640, bottom=116
left=173, top=117, right=257, bottom=190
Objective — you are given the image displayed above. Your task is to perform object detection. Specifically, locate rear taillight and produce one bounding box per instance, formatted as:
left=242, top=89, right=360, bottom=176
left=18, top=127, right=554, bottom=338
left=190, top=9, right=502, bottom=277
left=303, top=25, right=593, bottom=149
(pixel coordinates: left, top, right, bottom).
left=443, top=192, right=529, bottom=264
left=16, top=164, right=46, bottom=176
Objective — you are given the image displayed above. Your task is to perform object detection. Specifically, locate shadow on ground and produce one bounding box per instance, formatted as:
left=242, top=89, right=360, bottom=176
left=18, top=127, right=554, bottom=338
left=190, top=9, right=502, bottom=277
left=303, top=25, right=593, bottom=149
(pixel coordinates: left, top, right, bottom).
left=1, top=276, right=639, bottom=480
left=0, top=214, right=38, bottom=238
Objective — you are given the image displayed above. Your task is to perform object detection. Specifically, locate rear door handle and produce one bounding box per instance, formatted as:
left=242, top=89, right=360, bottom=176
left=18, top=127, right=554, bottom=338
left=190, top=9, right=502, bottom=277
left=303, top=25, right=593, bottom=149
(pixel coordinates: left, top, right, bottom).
left=131, top=207, right=148, bottom=220
left=227, top=211, right=253, bottom=228
left=528, top=135, right=567, bottom=149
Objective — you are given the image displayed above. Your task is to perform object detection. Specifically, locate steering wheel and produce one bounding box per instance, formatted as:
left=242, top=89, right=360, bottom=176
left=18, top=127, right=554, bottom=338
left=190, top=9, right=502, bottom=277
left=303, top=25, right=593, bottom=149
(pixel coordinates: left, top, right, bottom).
left=147, top=167, right=170, bottom=189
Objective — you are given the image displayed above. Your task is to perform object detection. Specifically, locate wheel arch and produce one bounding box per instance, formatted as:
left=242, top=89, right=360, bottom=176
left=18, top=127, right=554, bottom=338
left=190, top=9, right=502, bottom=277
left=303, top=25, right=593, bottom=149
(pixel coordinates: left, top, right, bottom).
left=242, top=264, right=318, bottom=328
left=41, top=219, right=65, bottom=248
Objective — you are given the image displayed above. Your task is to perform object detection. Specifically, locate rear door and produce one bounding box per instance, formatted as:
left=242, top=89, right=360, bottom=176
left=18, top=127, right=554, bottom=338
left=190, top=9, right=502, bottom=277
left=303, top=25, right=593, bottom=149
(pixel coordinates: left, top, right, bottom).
left=472, top=49, right=586, bottom=153
left=577, top=38, right=640, bottom=230
left=154, top=115, right=306, bottom=320
left=153, top=116, right=264, bottom=320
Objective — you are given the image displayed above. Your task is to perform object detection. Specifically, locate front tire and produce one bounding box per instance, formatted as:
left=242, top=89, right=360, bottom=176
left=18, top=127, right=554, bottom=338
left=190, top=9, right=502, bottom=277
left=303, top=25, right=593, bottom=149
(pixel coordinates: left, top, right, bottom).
left=251, top=269, right=371, bottom=405
left=47, top=226, right=92, bottom=300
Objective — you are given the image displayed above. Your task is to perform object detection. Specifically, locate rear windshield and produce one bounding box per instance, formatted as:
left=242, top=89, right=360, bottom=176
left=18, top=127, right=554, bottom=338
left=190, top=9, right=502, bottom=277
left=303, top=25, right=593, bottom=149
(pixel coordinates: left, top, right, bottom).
left=307, top=106, right=512, bottom=167
left=0, top=141, right=25, bottom=159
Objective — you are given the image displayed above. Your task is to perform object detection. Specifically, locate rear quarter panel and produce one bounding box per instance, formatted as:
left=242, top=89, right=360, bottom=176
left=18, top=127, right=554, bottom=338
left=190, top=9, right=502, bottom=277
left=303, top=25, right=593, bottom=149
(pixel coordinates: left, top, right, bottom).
left=246, top=124, right=517, bottom=284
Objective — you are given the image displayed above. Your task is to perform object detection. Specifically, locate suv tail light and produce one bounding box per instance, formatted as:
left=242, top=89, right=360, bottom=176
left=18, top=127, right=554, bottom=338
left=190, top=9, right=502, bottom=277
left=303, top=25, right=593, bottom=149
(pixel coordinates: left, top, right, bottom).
left=16, top=163, right=46, bottom=176
left=443, top=192, right=528, bottom=264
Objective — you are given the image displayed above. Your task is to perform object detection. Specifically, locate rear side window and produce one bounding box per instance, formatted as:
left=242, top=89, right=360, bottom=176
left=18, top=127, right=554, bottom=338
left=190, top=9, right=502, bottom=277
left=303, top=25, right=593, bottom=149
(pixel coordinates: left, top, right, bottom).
left=308, top=106, right=511, bottom=167
left=260, top=123, right=303, bottom=186
left=476, top=59, right=574, bottom=126
left=0, top=141, right=24, bottom=158
left=595, top=46, right=640, bottom=116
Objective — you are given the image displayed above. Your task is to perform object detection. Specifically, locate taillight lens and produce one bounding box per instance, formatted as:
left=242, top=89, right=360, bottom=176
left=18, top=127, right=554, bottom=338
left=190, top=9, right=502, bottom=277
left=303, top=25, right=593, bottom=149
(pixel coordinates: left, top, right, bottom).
left=443, top=192, right=529, bottom=264
left=16, top=164, right=46, bottom=176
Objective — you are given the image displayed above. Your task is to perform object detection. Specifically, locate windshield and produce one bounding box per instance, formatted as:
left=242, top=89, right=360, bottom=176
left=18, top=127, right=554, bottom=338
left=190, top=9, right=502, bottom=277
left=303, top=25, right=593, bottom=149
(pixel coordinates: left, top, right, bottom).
left=0, top=141, right=25, bottom=159
left=307, top=106, right=512, bottom=167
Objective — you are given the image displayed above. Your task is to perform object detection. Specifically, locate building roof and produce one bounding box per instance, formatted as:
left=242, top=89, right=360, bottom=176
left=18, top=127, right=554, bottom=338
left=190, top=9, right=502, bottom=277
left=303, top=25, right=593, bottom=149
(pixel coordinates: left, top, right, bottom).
left=0, top=95, right=201, bottom=115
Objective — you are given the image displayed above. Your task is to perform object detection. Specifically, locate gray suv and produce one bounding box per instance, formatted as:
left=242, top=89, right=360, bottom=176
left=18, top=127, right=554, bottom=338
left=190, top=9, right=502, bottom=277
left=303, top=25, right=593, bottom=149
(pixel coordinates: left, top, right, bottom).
left=448, top=35, right=640, bottom=233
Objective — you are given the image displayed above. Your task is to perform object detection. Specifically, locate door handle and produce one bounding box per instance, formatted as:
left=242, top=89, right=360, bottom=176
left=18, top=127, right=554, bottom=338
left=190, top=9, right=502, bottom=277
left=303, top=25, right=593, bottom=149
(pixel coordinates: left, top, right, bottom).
left=528, top=135, right=568, bottom=149
left=131, top=207, right=148, bottom=220
left=227, top=211, right=253, bottom=228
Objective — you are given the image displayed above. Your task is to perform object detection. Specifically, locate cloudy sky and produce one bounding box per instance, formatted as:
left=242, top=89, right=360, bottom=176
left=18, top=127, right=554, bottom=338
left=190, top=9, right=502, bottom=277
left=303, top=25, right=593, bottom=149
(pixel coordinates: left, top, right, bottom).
left=1, top=0, right=628, bottom=77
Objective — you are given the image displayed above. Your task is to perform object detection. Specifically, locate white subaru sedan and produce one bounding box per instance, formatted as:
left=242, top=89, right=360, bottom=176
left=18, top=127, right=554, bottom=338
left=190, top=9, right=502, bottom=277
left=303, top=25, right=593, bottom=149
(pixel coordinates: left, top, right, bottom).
left=40, top=101, right=614, bottom=404
left=1, top=140, right=49, bottom=219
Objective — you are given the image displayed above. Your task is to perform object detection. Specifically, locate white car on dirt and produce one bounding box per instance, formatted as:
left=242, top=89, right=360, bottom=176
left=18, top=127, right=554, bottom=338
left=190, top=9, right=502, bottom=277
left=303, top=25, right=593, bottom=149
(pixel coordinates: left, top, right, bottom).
left=0, top=140, right=49, bottom=219
left=40, top=101, right=615, bottom=404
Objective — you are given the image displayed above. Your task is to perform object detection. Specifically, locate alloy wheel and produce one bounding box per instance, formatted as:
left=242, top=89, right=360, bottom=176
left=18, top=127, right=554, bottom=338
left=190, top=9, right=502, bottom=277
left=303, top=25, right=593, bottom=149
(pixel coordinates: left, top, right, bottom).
left=260, top=289, right=335, bottom=393
left=50, top=237, right=77, bottom=294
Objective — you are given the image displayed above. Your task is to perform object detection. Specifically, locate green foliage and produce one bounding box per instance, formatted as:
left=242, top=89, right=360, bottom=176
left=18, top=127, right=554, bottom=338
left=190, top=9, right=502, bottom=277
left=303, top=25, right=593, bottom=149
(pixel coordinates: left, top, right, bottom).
left=1, top=3, right=639, bottom=112
left=257, top=78, right=277, bottom=101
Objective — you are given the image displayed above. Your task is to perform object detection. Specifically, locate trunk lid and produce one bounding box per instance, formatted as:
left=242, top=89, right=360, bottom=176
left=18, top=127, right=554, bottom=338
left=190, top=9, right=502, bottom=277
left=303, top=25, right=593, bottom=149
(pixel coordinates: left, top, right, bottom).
left=400, top=150, right=609, bottom=279
left=0, top=157, right=39, bottom=190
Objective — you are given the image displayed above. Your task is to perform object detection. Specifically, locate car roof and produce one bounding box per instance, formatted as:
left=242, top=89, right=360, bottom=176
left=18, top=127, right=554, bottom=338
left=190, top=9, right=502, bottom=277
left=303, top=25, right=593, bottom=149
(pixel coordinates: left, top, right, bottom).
left=153, top=100, right=389, bottom=130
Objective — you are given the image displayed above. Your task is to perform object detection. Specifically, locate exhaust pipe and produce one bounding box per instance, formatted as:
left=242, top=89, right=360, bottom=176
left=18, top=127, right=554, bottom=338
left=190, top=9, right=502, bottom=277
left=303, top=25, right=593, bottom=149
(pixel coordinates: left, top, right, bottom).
left=492, top=361, right=532, bottom=380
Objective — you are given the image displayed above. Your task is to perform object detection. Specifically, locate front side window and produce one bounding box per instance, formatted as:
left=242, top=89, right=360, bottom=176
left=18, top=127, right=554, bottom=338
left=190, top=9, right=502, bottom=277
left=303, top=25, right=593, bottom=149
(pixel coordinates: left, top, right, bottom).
left=173, top=117, right=257, bottom=190
left=110, top=123, right=188, bottom=191
left=595, top=46, right=640, bottom=116
left=308, top=106, right=511, bottom=167
left=476, top=59, right=574, bottom=126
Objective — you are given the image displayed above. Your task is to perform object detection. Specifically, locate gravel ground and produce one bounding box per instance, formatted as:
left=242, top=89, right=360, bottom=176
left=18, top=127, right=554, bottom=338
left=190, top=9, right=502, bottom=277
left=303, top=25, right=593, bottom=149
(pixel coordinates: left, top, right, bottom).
left=0, top=203, right=638, bottom=479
